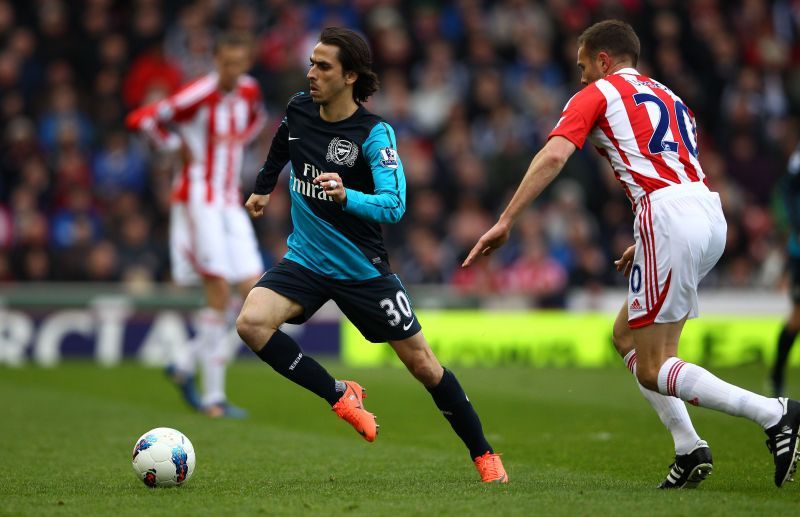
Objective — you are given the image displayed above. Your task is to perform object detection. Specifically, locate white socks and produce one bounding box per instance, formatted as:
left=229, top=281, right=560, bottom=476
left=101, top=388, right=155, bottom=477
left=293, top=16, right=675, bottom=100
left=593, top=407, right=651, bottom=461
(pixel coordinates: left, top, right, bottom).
left=657, top=357, right=783, bottom=429
left=195, top=307, right=229, bottom=407
left=624, top=351, right=701, bottom=454
left=173, top=335, right=199, bottom=375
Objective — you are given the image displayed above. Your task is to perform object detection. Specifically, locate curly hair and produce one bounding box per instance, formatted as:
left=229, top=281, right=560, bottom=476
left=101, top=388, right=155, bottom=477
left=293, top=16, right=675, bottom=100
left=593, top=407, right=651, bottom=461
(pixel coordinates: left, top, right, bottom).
left=319, top=27, right=380, bottom=103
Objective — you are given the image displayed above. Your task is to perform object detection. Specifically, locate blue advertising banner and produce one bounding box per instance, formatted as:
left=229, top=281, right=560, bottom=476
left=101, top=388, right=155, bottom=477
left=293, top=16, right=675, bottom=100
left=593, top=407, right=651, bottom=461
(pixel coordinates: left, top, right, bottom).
left=0, top=291, right=340, bottom=366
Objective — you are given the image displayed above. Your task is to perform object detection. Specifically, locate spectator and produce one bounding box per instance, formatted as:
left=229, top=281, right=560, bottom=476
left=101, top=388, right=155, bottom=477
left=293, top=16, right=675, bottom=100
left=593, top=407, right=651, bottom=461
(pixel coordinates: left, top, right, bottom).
left=92, top=128, right=148, bottom=197
left=0, top=0, right=795, bottom=295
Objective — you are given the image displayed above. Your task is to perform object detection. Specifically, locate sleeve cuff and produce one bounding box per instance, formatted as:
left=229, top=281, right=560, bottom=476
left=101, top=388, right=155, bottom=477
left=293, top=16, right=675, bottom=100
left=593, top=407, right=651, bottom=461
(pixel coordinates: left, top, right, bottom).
left=547, top=131, right=584, bottom=150
left=341, top=188, right=365, bottom=214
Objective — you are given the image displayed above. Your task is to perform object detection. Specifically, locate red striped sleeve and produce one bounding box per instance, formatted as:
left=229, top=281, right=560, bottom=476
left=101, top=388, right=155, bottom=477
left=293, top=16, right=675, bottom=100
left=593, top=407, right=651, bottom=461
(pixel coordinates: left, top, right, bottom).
left=165, top=74, right=218, bottom=123
left=548, top=84, right=607, bottom=149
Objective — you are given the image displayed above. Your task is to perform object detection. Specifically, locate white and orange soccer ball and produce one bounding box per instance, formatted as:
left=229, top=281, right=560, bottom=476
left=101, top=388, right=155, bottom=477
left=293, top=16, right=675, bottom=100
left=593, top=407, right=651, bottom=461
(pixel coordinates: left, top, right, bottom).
left=131, top=427, right=195, bottom=488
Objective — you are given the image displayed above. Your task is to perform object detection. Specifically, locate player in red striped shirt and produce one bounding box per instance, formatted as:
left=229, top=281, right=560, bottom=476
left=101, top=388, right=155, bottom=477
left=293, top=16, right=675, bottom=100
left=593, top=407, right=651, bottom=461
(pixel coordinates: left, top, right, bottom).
left=464, top=20, right=800, bottom=489
left=127, top=33, right=266, bottom=418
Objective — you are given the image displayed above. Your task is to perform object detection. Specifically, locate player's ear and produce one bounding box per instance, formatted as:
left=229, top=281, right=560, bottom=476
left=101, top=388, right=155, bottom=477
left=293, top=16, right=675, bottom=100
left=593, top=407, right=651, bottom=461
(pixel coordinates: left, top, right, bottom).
left=597, top=51, right=611, bottom=74
left=344, top=70, right=358, bottom=86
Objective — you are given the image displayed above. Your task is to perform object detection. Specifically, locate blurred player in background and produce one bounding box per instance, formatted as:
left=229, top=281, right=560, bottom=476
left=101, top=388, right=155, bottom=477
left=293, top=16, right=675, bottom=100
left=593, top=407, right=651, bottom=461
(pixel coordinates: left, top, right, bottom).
left=126, top=32, right=266, bottom=418
left=771, top=143, right=800, bottom=397
left=464, top=20, right=800, bottom=489
left=236, top=27, right=507, bottom=483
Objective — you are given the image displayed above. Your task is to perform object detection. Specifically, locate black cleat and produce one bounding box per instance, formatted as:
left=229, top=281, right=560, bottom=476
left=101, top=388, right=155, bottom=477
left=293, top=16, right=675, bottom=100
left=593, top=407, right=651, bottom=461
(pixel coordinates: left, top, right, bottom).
left=658, top=441, right=713, bottom=489
left=765, top=397, right=800, bottom=487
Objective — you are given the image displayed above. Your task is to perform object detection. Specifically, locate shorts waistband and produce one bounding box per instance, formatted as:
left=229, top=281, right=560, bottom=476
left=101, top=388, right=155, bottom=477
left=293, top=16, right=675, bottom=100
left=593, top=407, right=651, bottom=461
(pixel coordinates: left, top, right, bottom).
left=639, top=182, right=712, bottom=206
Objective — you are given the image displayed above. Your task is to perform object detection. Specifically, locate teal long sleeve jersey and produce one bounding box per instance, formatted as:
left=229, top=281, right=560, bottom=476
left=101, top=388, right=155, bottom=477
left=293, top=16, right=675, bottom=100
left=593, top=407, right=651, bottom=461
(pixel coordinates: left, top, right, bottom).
left=254, top=92, right=406, bottom=280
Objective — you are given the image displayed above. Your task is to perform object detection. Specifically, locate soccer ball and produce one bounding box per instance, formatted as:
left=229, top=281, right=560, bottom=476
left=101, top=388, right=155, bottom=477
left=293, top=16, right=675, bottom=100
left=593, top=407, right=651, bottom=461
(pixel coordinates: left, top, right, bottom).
left=131, top=427, right=195, bottom=487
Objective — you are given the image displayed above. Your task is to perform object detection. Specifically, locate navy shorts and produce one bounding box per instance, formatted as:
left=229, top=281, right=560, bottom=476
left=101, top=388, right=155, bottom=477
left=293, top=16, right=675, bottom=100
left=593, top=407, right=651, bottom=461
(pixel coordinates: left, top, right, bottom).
left=255, top=259, right=422, bottom=343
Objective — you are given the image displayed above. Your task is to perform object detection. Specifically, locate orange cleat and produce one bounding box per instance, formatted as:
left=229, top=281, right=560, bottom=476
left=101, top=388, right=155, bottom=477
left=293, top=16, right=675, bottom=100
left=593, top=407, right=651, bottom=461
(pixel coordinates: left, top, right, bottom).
left=474, top=452, right=508, bottom=483
left=332, top=380, right=379, bottom=442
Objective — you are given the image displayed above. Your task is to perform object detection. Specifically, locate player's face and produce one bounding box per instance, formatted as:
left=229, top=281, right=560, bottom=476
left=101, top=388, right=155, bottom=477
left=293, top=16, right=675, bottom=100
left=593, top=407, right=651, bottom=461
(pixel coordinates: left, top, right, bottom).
left=215, top=45, right=251, bottom=91
left=576, top=45, right=605, bottom=86
left=307, top=43, right=356, bottom=105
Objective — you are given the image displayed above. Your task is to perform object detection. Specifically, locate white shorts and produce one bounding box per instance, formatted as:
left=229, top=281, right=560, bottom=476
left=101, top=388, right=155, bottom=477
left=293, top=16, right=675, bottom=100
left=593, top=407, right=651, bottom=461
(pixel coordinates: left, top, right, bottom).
left=170, top=203, right=264, bottom=286
left=628, top=182, right=727, bottom=328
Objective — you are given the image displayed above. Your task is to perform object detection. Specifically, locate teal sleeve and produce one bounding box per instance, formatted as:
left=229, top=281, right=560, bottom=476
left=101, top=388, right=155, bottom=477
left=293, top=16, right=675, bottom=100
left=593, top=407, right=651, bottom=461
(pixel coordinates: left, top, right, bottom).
left=343, top=122, right=406, bottom=224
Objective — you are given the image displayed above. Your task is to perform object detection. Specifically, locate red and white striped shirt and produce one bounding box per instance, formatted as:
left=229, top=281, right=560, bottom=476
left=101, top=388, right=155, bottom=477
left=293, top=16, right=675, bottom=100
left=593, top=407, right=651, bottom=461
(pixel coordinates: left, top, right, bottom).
left=126, top=72, right=267, bottom=206
left=549, top=68, right=705, bottom=206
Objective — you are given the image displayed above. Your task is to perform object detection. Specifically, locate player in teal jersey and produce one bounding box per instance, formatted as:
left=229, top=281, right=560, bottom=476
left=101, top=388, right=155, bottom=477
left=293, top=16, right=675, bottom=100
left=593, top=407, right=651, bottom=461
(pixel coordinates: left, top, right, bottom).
left=236, top=27, right=507, bottom=483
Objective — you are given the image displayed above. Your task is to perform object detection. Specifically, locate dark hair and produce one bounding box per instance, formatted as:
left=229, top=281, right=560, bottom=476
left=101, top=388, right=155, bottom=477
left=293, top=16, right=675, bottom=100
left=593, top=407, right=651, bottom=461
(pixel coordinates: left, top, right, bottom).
left=319, top=27, right=379, bottom=102
left=214, top=31, right=253, bottom=54
left=577, top=20, right=640, bottom=66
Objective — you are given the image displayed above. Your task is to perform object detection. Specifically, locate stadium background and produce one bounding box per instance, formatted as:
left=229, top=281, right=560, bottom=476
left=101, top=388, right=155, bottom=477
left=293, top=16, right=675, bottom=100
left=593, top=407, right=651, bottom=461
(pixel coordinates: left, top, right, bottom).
left=0, top=0, right=797, bottom=368
left=4, top=1, right=800, bottom=514
left=2, top=0, right=798, bottom=290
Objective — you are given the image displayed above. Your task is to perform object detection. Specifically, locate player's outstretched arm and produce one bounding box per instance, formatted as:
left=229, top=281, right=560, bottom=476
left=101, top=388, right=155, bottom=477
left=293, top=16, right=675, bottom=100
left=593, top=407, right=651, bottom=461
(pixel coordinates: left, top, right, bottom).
left=126, top=76, right=218, bottom=152
left=462, top=136, right=576, bottom=267
left=245, top=193, right=270, bottom=218
left=462, top=220, right=513, bottom=267
left=125, top=103, right=184, bottom=152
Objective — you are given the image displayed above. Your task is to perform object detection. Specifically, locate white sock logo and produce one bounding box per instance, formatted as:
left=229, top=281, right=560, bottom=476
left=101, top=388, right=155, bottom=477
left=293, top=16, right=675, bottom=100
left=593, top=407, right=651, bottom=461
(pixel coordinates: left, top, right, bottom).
left=288, top=353, right=303, bottom=371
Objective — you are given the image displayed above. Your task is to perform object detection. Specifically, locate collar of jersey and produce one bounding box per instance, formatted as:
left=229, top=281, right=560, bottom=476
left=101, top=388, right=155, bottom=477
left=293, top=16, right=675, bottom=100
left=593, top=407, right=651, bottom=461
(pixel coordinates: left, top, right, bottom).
left=613, top=67, right=640, bottom=76
left=316, top=104, right=364, bottom=125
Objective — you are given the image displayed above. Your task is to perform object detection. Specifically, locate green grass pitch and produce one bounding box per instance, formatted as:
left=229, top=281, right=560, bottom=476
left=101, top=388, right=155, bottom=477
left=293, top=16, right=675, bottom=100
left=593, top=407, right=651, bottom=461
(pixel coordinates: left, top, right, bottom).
left=2, top=361, right=800, bottom=515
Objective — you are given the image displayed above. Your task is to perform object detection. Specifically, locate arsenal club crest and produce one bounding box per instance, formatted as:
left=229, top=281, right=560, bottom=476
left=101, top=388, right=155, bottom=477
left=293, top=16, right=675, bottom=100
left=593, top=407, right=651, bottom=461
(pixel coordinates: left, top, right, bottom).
left=326, top=137, right=359, bottom=167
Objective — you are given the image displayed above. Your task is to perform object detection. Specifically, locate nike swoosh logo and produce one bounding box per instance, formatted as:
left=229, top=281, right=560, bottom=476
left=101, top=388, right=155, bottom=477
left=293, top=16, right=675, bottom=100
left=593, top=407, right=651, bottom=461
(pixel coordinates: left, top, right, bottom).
left=346, top=385, right=362, bottom=408
left=288, top=136, right=300, bottom=141
left=402, top=318, right=415, bottom=331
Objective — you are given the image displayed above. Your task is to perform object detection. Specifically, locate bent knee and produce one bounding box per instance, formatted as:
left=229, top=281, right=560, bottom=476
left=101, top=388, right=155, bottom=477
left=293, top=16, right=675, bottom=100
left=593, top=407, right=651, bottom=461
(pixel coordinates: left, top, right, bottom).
left=236, top=311, right=272, bottom=347
left=635, top=366, right=660, bottom=392
left=612, top=331, right=634, bottom=358
left=612, top=319, right=634, bottom=357
left=235, top=311, right=254, bottom=337
left=409, top=361, right=441, bottom=386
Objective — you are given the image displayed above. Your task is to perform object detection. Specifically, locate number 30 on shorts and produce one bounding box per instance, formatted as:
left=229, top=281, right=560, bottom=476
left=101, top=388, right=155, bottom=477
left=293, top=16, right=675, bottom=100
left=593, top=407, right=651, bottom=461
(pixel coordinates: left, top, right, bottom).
left=379, top=291, right=413, bottom=327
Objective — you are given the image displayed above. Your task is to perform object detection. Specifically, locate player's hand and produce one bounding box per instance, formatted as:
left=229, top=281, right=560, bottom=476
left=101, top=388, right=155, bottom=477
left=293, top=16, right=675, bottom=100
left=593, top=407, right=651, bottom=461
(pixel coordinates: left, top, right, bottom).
left=462, top=221, right=512, bottom=267
left=614, top=245, right=636, bottom=276
left=313, top=172, right=346, bottom=204
left=245, top=193, right=270, bottom=218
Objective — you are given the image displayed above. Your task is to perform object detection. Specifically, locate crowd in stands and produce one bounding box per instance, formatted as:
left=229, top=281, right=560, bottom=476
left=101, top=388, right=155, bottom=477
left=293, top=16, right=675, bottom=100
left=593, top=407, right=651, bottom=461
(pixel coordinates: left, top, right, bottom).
left=1, top=0, right=799, bottom=307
